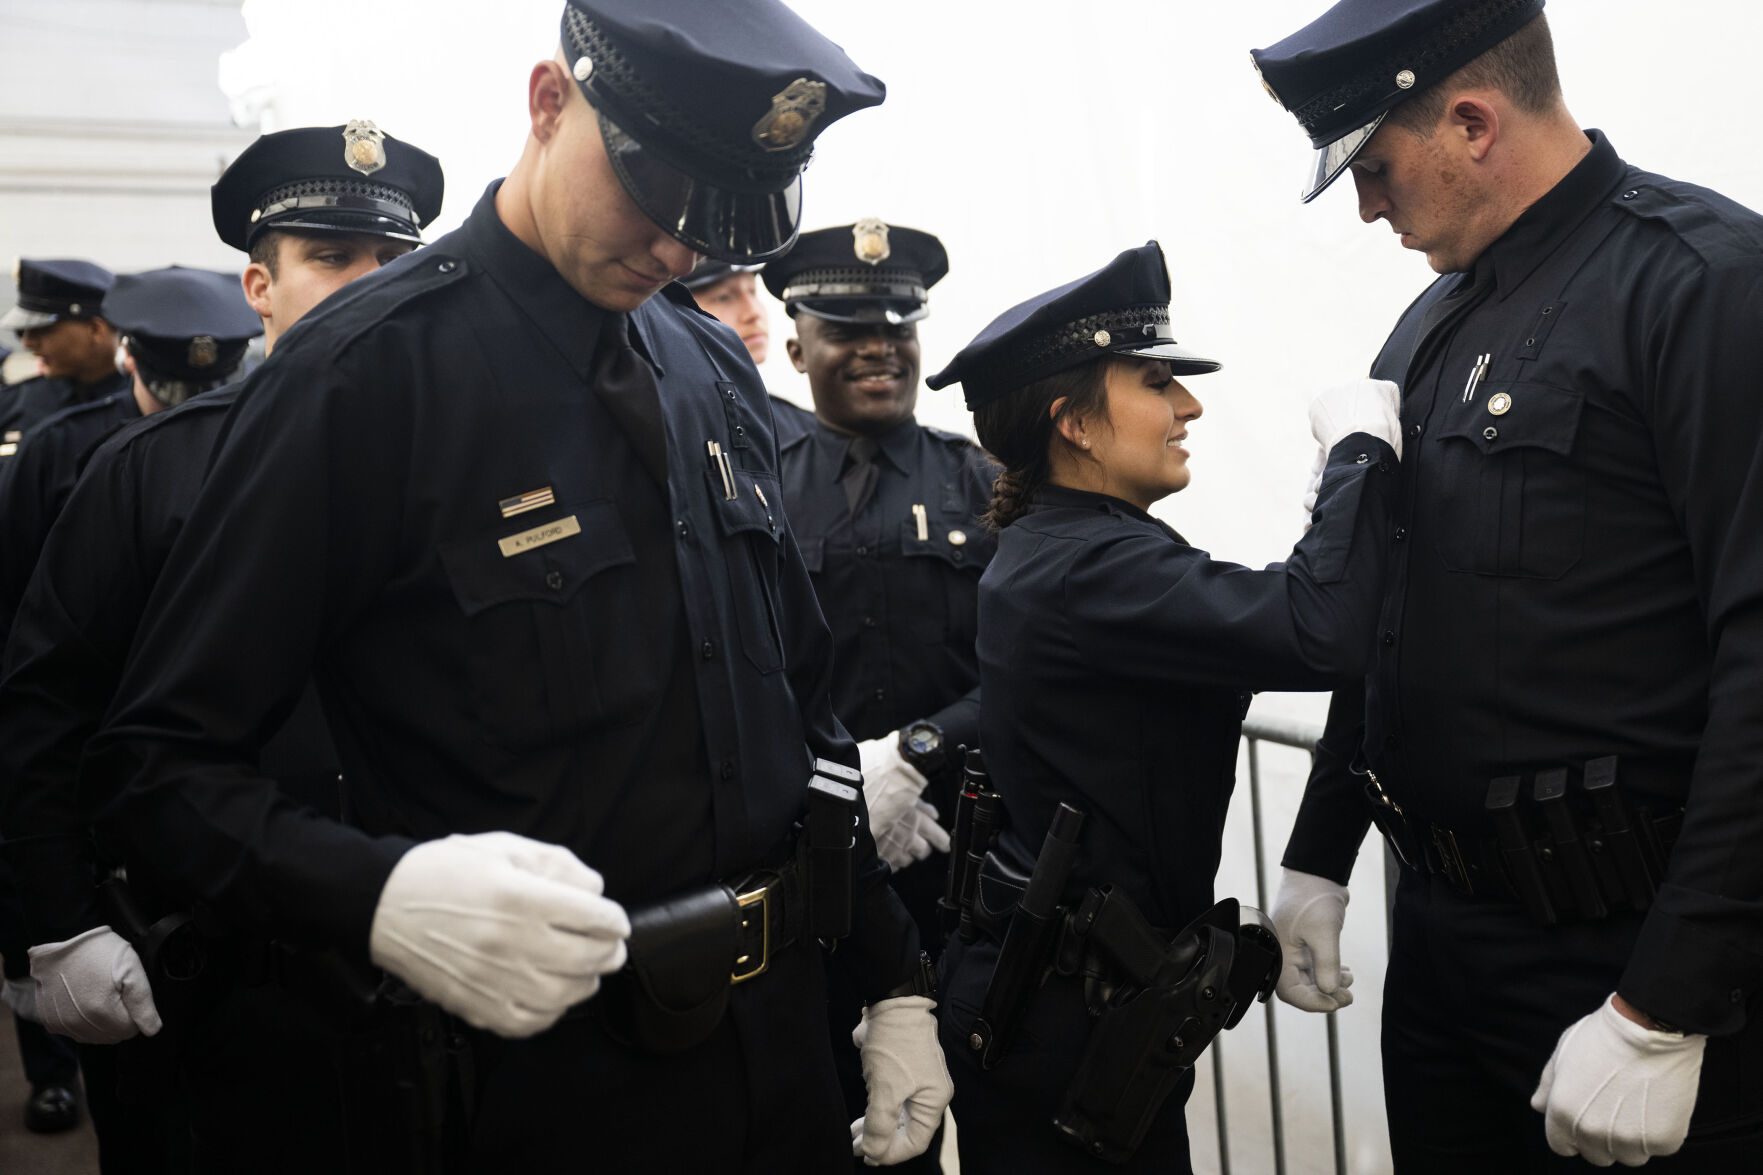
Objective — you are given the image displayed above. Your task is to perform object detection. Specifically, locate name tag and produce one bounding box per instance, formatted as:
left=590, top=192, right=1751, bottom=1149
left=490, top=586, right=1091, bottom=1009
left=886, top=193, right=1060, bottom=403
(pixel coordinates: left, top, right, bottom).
left=498, top=513, right=580, bottom=557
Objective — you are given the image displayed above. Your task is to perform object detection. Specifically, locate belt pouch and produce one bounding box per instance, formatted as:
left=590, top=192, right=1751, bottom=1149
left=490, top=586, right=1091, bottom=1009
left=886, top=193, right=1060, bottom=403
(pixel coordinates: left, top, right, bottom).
left=600, top=885, right=739, bottom=1054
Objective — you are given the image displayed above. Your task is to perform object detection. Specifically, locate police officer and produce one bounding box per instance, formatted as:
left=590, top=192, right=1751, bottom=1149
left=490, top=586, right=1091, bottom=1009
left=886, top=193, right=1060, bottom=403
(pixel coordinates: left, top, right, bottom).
left=84, top=2, right=951, bottom=1169
left=1253, top=1, right=1763, bottom=1168
left=761, top=221, right=980, bottom=1172
left=0, top=269, right=259, bottom=644
left=925, top=241, right=1400, bottom=1173
left=0, top=122, right=441, bottom=1171
left=683, top=259, right=771, bottom=368
left=0, top=260, right=128, bottom=445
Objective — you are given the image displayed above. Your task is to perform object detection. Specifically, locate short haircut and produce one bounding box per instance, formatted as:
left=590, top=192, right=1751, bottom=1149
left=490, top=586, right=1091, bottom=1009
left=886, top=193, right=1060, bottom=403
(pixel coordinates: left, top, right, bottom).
left=247, top=228, right=284, bottom=279
left=1388, top=13, right=1562, bottom=136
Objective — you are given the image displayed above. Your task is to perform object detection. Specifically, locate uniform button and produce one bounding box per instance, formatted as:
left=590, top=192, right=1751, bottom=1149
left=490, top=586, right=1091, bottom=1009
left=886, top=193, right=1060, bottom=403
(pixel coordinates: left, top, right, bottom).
left=701, top=640, right=715, bottom=660
left=1623, top=189, right=1639, bottom=200
left=723, top=388, right=737, bottom=400
left=874, top=689, right=886, bottom=702
left=545, top=570, right=563, bottom=591
left=1483, top=426, right=1499, bottom=441
left=733, top=425, right=746, bottom=440
left=864, top=615, right=878, bottom=628
left=1394, top=527, right=1408, bottom=542
left=676, top=519, right=690, bottom=539
left=856, top=545, right=870, bottom=556
left=951, top=549, right=965, bottom=563
left=1408, top=423, right=1422, bottom=439
left=437, top=259, right=458, bottom=274
left=1382, top=630, right=1397, bottom=646
left=1733, top=988, right=1746, bottom=1004
left=720, top=760, right=736, bottom=781
left=1377, top=459, right=1392, bottom=473
left=1355, top=453, right=1370, bottom=465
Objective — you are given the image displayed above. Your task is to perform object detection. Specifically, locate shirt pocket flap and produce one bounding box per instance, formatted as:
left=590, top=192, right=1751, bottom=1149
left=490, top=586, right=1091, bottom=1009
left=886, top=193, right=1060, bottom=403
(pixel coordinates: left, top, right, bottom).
left=705, top=468, right=783, bottom=543
left=440, top=499, right=634, bottom=616
left=898, top=515, right=994, bottom=570
left=1434, top=379, right=1585, bottom=457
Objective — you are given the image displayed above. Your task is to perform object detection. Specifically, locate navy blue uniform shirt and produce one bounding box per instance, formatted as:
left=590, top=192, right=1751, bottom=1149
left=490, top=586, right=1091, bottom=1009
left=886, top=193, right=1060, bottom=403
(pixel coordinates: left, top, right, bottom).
left=978, top=434, right=1395, bottom=932
left=777, top=410, right=997, bottom=753
left=0, top=371, right=131, bottom=441
left=1283, top=132, right=1763, bottom=1034
left=89, top=184, right=916, bottom=990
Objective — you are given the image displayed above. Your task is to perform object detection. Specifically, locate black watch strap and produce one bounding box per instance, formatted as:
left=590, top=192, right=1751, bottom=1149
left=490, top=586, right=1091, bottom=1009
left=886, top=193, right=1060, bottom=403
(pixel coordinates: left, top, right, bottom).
left=870, top=950, right=937, bottom=1004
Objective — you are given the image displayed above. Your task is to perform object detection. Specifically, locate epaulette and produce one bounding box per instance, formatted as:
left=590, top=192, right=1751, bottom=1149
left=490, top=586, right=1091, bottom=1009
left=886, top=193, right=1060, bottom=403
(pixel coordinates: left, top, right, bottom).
left=923, top=423, right=983, bottom=449
left=270, top=248, right=472, bottom=364
left=1610, top=176, right=1763, bottom=268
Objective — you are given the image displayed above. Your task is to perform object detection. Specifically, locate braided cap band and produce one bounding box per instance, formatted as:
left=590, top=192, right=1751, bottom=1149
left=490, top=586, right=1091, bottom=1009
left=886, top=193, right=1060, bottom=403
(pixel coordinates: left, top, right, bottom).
left=960, top=305, right=1221, bottom=407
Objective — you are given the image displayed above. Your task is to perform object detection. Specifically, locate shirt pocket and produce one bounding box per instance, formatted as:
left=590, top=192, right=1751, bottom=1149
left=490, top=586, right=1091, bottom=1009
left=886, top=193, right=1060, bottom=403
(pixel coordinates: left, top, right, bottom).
left=1430, top=379, right=1587, bottom=579
left=439, top=499, right=638, bottom=749
left=705, top=466, right=787, bottom=674
left=897, top=512, right=996, bottom=644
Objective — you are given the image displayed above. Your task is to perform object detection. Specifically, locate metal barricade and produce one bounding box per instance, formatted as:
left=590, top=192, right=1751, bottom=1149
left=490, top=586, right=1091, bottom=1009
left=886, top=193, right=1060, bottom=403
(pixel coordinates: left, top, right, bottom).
left=1205, top=712, right=1348, bottom=1175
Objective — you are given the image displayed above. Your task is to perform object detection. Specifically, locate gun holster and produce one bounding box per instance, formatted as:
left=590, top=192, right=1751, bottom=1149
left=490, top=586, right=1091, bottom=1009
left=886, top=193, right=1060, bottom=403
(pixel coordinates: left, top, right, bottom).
left=1052, top=893, right=1281, bottom=1164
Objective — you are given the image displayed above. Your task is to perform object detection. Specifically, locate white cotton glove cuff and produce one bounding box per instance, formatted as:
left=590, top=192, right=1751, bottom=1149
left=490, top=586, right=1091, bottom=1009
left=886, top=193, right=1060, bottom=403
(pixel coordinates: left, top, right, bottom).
left=27, top=926, right=162, bottom=1044
left=369, top=831, right=632, bottom=1040
left=1530, top=994, right=1707, bottom=1166
left=850, top=995, right=954, bottom=1166
left=1309, top=378, right=1403, bottom=460
left=874, top=800, right=952, bottom=872
left=858, top=735, right=930, bottom=840
left=1270, top=868, right=1354, bottom=1013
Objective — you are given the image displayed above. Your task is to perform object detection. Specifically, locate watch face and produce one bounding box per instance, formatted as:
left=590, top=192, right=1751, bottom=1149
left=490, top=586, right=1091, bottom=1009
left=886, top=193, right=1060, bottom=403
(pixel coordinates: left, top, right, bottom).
left=907, top=727, right=941, bottom=756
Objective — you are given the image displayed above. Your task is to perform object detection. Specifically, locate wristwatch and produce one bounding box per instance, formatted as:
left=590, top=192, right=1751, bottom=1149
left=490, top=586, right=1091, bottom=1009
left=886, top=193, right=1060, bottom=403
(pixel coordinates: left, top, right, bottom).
left=898, top=719, right=946, bottom=776
left=870, top=950, right=937, bottom=1004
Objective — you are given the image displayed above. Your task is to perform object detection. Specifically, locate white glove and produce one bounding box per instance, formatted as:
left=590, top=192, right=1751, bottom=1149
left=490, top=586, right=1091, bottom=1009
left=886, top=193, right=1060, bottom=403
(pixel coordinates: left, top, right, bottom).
left=369, top=831, right=631, bottom=1039
left=27, top=927, right=162, bottom=1044
left=1301, top=444, right=1326, bottom=531
left=1530, top=994, right=1707, bottom=1166
left=1270, top=868, right=1354, bottom=1013
left=849, top=995, right=954, bottom=1166
left=874, top=800, right=952, bottom=872
left=1, top=976, right=40, bottom=1023
left=1308, top=378, right=1403, bottom=460
left=858, top=735, right=930, bottom=841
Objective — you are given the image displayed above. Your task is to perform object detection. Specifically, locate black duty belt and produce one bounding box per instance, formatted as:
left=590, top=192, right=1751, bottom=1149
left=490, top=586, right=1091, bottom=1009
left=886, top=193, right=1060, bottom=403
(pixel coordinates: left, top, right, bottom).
left=1366, top=754, right=1685, bottom=925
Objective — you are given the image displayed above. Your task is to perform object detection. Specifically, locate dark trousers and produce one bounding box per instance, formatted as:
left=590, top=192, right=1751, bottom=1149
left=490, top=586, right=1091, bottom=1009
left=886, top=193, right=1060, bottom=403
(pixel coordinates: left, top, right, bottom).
left=1385, top=869, right=1763, bottom=1173
left=938, top=935, right=1195, bottom=1175
left=0, top=854, right=80, bottom=1092
left=465, top=936, right=847, bottom=1173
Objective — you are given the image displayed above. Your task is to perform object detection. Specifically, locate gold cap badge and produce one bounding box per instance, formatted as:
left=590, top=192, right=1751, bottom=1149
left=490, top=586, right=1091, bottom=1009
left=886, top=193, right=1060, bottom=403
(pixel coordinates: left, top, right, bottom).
left=188, top=336, right=218, bottom=369
left=1093, top=330, right=1112, bottom=347
left=343, top=119, right=387, bottom=176
left=752, top=78, right=827, bottom=153
left=1250, top=54, right=1284, bottom=107
left=852, top=218, right=891, bottom=266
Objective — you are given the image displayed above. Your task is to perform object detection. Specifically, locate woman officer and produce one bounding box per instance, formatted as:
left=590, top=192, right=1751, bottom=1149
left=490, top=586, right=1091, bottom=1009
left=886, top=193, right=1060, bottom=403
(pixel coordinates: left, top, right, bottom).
left=922, top=242, right=1402, bottom=1172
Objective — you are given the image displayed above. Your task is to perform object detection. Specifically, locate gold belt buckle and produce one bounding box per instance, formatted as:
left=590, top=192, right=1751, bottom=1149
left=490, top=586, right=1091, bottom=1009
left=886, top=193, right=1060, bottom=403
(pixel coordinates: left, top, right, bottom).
left=730, top=880, right=773, bottom=985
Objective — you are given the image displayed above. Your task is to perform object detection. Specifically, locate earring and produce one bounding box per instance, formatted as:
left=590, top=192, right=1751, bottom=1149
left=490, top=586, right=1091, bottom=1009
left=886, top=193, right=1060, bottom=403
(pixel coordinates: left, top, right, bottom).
left=1080, top=439, right=1091, bottom=449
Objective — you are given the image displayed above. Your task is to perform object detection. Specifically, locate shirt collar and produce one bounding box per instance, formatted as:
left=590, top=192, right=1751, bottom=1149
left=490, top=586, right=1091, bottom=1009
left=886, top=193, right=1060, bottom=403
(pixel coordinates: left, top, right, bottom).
left=458, top=180, right=607, bottom=381
left=1478, top=129, right=1627, bottom=299
left=1028, top=483, right=1184, bottom=542
left=809, top=414, right=919, bottom=477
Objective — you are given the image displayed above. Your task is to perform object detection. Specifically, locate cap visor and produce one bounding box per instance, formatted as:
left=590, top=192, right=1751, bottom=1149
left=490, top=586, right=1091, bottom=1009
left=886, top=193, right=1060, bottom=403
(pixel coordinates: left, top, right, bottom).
left=1117, top=340, right=1221, bottom=376
left=600, top=112, right=800, bottom=263
left=255, top=214, right=424, bottom=248
left=1300, top=111, right=1388, bottom=204
left=1, top=305, right=58, bottom=332
left=794, top=300, right=928, bottom=326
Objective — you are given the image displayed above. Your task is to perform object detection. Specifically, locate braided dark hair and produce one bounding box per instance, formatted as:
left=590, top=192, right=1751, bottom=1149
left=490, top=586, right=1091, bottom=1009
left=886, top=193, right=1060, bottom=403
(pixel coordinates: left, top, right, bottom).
left=973, top=357, right=1113, bottom=530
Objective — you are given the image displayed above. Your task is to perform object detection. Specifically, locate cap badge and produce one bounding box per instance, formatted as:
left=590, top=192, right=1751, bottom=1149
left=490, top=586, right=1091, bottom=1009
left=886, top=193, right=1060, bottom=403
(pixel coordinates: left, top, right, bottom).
left=343, top=120, right=387, bottom=176
left=1093, top=330, right=1112, bottom=348
left=188, top=336, right=218, bottom=369
left=68, top=303, right=82, bottom=316
left=852, top=218, right=892, bottom=266
left=1395, top=69, right=1417, bottom=90
left=752, top=78, right=827, bottom=153
left=1250, top=54, right=1284, bottom=107
left=573, top=56, right=594, bottom=83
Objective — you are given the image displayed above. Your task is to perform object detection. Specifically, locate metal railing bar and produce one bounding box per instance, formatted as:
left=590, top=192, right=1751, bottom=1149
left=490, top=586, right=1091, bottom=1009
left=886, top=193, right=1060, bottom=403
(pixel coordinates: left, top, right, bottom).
left=1246, top=737, right=1288, bottom=1175
left=1327, top=1009, right=1348, bottom=1175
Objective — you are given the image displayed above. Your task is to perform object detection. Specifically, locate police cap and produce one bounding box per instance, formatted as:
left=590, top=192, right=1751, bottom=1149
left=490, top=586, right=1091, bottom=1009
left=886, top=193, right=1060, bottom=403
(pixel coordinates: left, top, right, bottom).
left=926, top=242, right=1219, bottom=411
left=212, top=122, right=444, bottom=253
left=762, top=220, right=947, bottom=325
left=2, top=258, right=115, bottom=332
left=1252, top=0, right=1546, bottom=202
left=681, top=259, right=764, bottom=291
left=106, top=267, right=262, bottom=391
left=562, top=0, right=885, bottom=263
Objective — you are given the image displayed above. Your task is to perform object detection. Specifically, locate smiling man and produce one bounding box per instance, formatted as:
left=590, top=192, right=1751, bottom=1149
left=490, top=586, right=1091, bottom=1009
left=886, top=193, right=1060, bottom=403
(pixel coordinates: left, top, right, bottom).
left=0, top=261, right=128, bottom=445
left=1252, top=1, right=1763, bottom=1170
left=79, top=4, right=949, bottom=1171
left=765, top=221, right=993, bottom=1175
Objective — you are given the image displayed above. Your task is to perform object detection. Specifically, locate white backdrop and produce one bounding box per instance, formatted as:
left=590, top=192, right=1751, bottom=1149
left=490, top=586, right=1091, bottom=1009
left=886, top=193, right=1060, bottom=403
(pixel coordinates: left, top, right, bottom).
left=216, top=3, right=1763, bottom=1171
